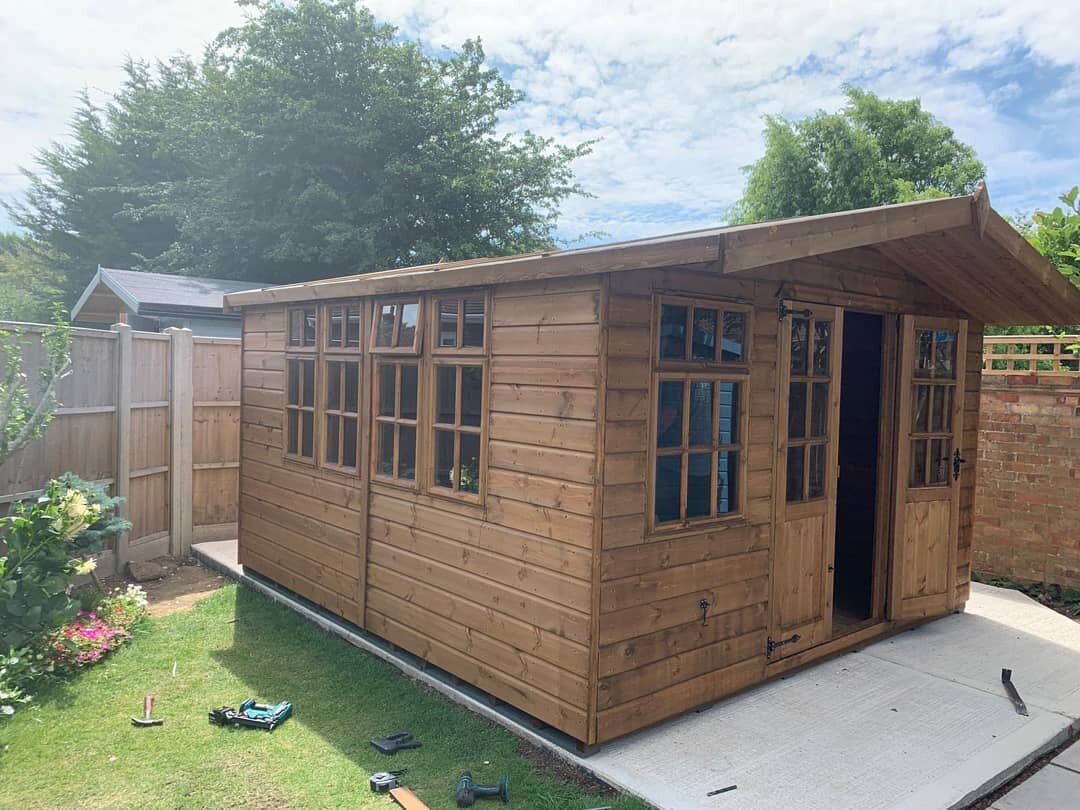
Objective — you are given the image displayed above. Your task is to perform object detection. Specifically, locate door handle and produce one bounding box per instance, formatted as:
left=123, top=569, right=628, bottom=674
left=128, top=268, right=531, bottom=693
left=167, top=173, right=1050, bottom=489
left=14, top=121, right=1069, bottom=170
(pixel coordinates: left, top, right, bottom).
left=952, top=448, right=967, bottom=481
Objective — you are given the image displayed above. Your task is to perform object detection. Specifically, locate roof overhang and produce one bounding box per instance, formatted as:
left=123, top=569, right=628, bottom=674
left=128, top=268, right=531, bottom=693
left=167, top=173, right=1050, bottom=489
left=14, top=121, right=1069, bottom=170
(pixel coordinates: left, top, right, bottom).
left=224, top=184, right=1080, bottom=325
left=70, top=266, right=140, bottom=323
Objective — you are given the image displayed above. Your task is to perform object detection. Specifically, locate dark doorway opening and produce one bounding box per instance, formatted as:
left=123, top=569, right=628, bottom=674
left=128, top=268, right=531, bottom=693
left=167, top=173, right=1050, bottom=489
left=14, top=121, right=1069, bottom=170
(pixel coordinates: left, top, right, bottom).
left=833, top=311, right=884, bottom=635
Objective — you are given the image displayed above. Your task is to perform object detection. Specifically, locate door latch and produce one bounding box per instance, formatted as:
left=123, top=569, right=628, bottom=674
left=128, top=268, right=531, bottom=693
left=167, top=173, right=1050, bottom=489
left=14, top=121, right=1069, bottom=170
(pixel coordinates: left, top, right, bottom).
left=952, top=448, right=967, bottom=481
left=766, top=633, right=801, bottom=659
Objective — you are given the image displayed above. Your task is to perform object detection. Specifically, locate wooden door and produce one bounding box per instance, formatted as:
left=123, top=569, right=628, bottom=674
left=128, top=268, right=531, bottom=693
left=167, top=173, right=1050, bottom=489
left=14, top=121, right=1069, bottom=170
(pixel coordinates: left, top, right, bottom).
left=768, top=302, right=843, bottom=662
left=890, top=316, right=967, bottom=620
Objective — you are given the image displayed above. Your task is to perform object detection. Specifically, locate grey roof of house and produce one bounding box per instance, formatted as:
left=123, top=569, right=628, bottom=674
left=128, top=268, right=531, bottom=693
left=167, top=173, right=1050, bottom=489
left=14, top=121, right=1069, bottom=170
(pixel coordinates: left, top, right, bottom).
left=72, top=267, right=277, bottom=320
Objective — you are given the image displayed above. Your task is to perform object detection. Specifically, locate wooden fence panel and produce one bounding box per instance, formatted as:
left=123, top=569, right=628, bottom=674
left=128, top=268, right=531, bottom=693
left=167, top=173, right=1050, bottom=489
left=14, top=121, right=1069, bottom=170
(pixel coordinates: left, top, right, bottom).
left=0, top=321, right=241, bottom=574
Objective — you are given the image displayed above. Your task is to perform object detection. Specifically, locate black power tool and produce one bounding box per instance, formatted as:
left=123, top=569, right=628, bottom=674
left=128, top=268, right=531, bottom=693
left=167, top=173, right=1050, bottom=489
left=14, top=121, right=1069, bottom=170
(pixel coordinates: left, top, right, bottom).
left=455, top=772, right=510, bottom=807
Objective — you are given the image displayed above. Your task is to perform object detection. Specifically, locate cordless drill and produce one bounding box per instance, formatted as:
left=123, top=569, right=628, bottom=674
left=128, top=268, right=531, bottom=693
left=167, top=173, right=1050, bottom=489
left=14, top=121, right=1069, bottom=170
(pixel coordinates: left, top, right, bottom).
left=454, top=772, right=510, bottom=807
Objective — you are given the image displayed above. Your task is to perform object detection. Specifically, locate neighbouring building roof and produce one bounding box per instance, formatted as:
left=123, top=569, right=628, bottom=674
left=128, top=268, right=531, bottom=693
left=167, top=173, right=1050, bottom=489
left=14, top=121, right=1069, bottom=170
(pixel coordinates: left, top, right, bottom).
left=72, top=267, right=276, bottom=324
left=224, top=184, right=1080, bottom=326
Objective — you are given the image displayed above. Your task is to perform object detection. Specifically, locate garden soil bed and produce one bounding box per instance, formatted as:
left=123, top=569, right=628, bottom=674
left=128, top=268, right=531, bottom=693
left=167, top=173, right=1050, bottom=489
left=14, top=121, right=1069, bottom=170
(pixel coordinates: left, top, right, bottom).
left=103, top=557, right=226, bottom=617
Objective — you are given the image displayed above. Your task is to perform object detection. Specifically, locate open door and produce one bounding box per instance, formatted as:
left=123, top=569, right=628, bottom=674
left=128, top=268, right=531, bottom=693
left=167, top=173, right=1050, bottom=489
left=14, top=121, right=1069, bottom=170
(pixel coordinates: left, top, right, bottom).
left=890, top=316, right=967, bottom=620
left=768, top=302, right=842, bottom=662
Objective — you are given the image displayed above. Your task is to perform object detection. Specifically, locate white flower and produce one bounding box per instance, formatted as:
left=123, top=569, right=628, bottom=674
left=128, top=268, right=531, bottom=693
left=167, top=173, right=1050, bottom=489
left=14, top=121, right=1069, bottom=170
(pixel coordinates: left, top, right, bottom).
left=74, top=558, right=97, bottom=576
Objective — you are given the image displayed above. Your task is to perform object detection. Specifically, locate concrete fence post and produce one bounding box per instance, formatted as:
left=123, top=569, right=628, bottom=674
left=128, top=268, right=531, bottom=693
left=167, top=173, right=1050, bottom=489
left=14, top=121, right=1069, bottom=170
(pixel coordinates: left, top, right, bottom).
left=166, top=328, right=194, bottom=558
left=112, top=322, right=132, bottom=575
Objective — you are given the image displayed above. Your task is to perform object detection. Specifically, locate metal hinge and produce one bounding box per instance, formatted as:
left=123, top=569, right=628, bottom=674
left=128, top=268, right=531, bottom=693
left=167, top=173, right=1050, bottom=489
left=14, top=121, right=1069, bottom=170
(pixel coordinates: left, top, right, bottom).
left=766, top=633, right=801, bottom=659
left=777, top=300, right=812, bottom=321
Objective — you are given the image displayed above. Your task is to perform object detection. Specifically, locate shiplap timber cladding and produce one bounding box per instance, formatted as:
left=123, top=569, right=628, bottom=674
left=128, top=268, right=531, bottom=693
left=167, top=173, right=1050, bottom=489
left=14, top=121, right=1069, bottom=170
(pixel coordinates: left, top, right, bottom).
left=230, top=191, right=1080, bottom=746
left=0, top=322, right=240, bottom=573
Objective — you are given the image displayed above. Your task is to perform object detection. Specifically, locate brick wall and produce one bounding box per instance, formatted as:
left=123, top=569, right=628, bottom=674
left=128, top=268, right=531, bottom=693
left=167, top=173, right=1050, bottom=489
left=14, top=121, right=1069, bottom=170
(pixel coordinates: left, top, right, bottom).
left=974, top=374, right=1080, bottom=588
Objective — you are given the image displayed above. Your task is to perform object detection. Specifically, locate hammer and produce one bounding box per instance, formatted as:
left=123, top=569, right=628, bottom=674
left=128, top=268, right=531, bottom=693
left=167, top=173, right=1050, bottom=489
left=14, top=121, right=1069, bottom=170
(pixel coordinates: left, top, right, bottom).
left=132, top=695, right=164, bottom=727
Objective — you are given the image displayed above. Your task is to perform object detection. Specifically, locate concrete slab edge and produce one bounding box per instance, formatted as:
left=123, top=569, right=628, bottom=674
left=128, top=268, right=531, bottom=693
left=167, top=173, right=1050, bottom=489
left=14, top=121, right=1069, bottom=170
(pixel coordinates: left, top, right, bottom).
left=191, top=546, right=664, bottom=809
left=893, top=713, right=1079, bottom=810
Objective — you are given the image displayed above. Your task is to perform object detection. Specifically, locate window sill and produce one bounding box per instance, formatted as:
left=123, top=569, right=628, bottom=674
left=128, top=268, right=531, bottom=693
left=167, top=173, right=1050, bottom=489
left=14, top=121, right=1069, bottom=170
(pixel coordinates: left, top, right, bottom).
left=372, top=473, right=419, bottom=492
left=424, top=486, right=484, bottom=509
left=646, top=514, right=750, bottom=541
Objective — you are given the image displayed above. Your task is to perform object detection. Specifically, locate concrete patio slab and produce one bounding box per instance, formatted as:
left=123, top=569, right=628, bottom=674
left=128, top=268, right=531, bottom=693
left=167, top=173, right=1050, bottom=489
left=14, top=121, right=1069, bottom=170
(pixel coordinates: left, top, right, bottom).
left=193, top=541, right=1080, bottom=810
left=1052, top=738, right=1080, bottom=774
left=990, top=760, right=1080, bottom=808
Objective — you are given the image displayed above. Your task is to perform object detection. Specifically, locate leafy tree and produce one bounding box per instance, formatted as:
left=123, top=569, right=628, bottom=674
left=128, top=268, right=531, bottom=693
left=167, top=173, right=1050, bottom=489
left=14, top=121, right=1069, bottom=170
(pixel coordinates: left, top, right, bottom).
left=6, top=0, right=591, bottom=296
left=0, top=235, right=65, bottom=322
left=732, top=87, right=985, bottom=223
left=1019, top=186, right=1080, bottom=288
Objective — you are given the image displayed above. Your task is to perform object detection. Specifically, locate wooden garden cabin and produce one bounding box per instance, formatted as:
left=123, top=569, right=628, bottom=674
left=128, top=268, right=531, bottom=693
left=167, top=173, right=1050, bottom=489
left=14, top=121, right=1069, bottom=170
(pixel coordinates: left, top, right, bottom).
left=225, top=186, right=1080, bottom=746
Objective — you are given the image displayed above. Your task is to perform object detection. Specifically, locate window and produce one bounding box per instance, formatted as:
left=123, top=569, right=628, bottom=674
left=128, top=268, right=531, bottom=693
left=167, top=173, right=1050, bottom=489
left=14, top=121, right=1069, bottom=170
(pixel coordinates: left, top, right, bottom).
left=326, top=304, right=362, bottom=350
left=659, top=301, right=746, bottom=363
left=371, top=299, right=422, bottom=352
left=651, top=297, right=749, bottom=529
left=288, top=307, right=317, bottom=348
left=785, top=316, right=832, bottom=502
left=432, top=363, right=484, bottom=496
left=323, top=359, right=360, bottom=469
left=374, top=361, right=418, bottom=482
left=285, top=358, right=316, bottom=460
left=435, top=296, right=486, bottom=351
left=910, top=328, right=958, bottom=487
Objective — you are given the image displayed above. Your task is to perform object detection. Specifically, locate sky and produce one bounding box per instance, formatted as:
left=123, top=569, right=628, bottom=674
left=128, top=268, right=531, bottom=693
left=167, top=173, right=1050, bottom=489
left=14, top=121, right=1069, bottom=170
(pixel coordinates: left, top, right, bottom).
left=1, top=0, right=1078, bottom=246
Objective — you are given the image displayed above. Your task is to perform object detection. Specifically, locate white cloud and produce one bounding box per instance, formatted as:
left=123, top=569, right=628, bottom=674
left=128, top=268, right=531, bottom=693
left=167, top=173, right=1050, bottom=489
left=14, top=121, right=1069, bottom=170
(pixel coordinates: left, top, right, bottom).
left=1, top=0, right=1078, bottom=242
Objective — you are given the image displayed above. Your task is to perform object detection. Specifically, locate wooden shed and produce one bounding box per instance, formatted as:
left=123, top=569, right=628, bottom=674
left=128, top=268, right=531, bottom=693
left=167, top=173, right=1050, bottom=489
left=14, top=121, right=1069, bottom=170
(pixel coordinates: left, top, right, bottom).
left=225, top=187, right=1080, bottom=747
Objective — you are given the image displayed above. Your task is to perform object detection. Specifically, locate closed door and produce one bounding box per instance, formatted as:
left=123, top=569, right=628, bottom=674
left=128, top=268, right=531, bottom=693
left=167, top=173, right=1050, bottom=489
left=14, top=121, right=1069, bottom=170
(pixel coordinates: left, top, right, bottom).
left=890, top=316, right=967, bottom=619
left=768, top=302, right=843, bottom=662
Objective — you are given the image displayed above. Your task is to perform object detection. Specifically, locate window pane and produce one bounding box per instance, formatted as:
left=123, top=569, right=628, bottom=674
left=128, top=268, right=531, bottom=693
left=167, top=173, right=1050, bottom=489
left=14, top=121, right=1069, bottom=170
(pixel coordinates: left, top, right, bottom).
left=915, top=329, right=933, bottom=378
left=436, top=366, right=457, bottom=424
left=343, top=418, right=358, bottom=468
left=722, top=311, right=745, bottom=362
left=288, top=310, right=302, bottom=347
left=657, top=380, right=684, bottom=448
left=691, top=308, right=717, bottom=361
left=344, top=363, right=359, bottom=414
left=791, top=318, right=809, bottom=374
left=688, top=381, right=713, bottom=447
left=930, top=385, right=953, bottom=433
left=660, top=305, right=688, bottom=360
left=378, top=423, right=395, bottom=475
left=287, top=410, right=298, bottom=455
left=459, top=433, right=481, bottom=494
left=809, top=444, right=826, bottom=499
left=400, top=365, right=418, bottom=420
left=346, top=307, right=361, bottom=347
left=788, top=381, right=807, bottom=439
left=715, top=382, right=738, bottom=445
left=930, top=437, right=951, bottom=485
left=435, top=429, right=454, bottom=489
left=913, top=384, right=930, bottom=433
left=935, top=331, right=957, bottom=379
left=326, top=361, right=341, bottom=410
left=461, top=366, right=483, bottom=427
left=786, top=446, right=805, bottom=502
left=718, top=450, right=738, bottom=514
left=439, top=300, right=458, bottom=348
left=463, top=299, right=485, bottom=347
left=398, top=425, right=416, bottom=480
left=303, top=310, right=316, bottom=346
left=910, top=439, right=927, bottom=487
left=302, top=359, right=315, bottom=407
left=301, top=412, right=314, bottom=457
left=377, top=304, right=396, bottom=346
left=654, top=455, right=682, bottom=523
left=686, top=452, right=711, bottom=518
left=379, top=364, right=396, bottom=417
left=397, top=302, right=419, bottom=347
left=287, top=360, right=300, bottom=405
left=813, top=320, right=830, bottom=376
left=810, top=382, right=828, bottom=438
left=325, top=415, right=340, bottom=464
left=329, top=308, right=343, bottom=347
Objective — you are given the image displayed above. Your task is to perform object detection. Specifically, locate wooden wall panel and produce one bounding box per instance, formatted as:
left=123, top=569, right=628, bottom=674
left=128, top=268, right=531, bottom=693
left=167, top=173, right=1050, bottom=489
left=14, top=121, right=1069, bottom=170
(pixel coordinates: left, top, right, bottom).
left=955, top=322, right=983, bottom=606
left=594, top=270, right=778, bottom=742
left=361, top=280, right=602, bottom=742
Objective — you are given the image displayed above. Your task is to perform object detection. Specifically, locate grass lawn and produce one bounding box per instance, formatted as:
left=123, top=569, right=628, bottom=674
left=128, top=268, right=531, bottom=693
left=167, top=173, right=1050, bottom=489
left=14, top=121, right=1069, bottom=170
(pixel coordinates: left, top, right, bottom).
left=0, top=584, right=650, bottom=810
